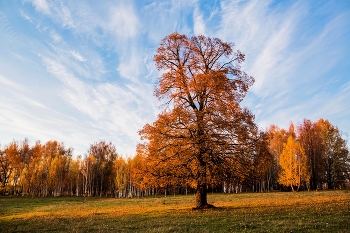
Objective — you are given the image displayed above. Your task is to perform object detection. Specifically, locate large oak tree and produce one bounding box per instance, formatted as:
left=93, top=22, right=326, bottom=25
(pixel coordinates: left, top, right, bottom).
left=139, top=32, right=255, bottom=208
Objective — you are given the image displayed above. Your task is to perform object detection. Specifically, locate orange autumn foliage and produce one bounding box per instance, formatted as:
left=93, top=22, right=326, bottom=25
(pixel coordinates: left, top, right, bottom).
left=139, top=32, right=255, bottom=208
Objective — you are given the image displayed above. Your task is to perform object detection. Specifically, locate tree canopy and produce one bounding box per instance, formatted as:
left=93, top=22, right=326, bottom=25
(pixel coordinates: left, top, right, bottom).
left=139, top=32, right=255, bottom=208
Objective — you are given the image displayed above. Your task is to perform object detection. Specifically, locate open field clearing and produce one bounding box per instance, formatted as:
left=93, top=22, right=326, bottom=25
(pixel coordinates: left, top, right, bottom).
left=0, top=190, right=349, bottom=232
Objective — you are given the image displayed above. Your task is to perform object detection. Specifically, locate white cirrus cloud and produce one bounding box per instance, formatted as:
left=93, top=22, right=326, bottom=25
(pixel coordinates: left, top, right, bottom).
left=106, top=4, right=140, bottom=40
left=40, top=55, right=157, bottom=155
left=193, top=6, right=206, bottom=35
left=0, top=74, right=24, bottom=90
left=49, top=29, right=62, bottom=43
left=70, top=50, right=86, bottom=62
left=27, top=0, right=50, bottom=15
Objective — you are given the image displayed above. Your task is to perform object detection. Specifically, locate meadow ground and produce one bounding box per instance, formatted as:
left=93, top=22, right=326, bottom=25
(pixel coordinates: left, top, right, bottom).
left=0, top=190, right=349, bottom=232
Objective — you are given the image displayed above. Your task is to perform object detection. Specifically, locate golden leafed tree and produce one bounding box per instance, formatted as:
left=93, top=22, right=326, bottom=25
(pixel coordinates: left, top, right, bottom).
left=139, top=32, right=255, bottom=208
left=278, top=136, right=310, bottom=191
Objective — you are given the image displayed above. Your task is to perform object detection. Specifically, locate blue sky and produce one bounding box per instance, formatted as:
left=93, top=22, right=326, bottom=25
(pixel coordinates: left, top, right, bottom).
left=0, top=0, right=349, bottom=156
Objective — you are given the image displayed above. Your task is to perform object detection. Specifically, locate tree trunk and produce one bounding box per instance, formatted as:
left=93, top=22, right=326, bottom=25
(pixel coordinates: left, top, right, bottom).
left=195, top=183, right=208, bottom=209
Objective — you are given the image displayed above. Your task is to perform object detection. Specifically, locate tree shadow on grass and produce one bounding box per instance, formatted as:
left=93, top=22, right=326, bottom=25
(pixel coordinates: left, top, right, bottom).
left=191, top=204, right=219, bottom=211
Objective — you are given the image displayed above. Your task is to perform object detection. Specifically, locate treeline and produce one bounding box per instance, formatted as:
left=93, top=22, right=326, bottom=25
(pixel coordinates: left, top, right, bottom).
left=0, top=118, right=349, bottom=197
left=0, top=140, right=144, bottom=197
left=268, top=118, right=349, bottom=191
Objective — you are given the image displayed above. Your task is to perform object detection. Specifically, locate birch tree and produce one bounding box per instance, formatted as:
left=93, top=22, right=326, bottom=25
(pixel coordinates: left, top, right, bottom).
left=278, top=136, right=310, bottom=191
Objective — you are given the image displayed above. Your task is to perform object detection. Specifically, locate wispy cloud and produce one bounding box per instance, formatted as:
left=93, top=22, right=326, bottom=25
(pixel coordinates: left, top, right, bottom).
left=106, top=4, right=140, bottom=40
left=193, top=6, right=206, bottom=35
left=70, top=50, right=86, bottom=62
left=219, top=0, right=306, bottom=95
left=24, top=0, right=141, bottom=51
left=40, top=55, right=157, bottom=155
left=217, top=0, right=350, bottom=136
left=49, top=29, right=62, bottom=43
left=0, top=74, right=24, bottom=90
left=117, top=49, right=144, bottom=83
left=27, top=0, right=50, bottom=15
left=19, top=10, right=33, bottom=24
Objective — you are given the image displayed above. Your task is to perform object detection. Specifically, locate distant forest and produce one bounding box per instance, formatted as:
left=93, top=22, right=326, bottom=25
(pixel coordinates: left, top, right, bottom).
left=1, top=118, right=349, bottom=197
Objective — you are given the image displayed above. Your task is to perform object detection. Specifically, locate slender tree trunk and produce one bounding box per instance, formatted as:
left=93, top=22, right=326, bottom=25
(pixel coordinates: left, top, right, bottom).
left=100, top=174, right=103, bottom=197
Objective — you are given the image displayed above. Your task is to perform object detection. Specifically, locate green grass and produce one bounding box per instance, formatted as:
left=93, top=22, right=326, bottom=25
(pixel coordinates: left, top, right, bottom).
left=0, top=190, right=349, bottom=232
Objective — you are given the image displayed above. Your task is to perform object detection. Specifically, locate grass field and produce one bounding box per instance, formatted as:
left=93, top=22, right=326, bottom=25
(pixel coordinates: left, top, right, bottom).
left=0, top=190, right=349, bottom=232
